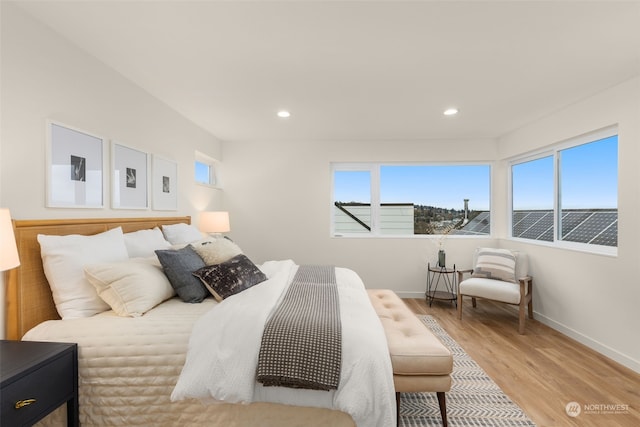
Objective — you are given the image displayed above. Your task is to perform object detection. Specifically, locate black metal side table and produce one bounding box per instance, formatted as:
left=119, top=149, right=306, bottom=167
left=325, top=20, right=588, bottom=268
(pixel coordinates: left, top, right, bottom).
left=426, top=263, right=457, bottom=307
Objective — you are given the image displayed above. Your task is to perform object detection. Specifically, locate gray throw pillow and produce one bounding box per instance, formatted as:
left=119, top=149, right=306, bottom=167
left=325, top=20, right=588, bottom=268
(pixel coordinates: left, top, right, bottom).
left=155, top=246, right=208, bottom=303
left=192, top=254, right=267, bottom=302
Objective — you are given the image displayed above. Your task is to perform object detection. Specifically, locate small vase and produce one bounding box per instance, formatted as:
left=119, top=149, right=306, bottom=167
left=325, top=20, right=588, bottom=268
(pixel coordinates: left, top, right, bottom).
left=438, top=249, right=446, bottom=268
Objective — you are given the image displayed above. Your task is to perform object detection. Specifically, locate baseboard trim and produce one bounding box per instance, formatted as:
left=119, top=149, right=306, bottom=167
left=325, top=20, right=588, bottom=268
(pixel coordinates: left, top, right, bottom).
left=534, top=312, right=640, bottom=374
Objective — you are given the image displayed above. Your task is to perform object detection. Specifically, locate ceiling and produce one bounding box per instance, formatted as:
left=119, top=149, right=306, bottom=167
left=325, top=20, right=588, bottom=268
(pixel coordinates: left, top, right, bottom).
left=13, top=1, right=640, bottom=142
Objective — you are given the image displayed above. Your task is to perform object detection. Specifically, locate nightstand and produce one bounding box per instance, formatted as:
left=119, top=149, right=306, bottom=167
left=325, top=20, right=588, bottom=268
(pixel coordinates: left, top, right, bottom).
left=1, top=340, right=78, bottom=427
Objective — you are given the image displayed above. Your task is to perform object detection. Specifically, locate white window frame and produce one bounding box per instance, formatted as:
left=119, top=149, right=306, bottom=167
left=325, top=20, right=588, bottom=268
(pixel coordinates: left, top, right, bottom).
left=331, top=163, right=378, bottom=236
left=331, top=162, right=493, bottom=238
left=508, top=125, right=618, bottom=256
left=195, top=151, right=220, bottom=189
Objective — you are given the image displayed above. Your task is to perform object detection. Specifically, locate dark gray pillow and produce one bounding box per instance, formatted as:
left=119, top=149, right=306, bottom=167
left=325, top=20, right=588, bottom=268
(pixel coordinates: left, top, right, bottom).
left=192, top=254, right=267, bottom=302
left=155, top=246, right=208, bottom=303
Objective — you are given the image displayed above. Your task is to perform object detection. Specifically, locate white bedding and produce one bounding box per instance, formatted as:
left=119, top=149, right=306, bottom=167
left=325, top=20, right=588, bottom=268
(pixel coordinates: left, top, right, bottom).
left=173, top=260, right=396, bottom=427
left=23, top=297, right=219, bottom=426
left=23, top=260, right=395, bottom=427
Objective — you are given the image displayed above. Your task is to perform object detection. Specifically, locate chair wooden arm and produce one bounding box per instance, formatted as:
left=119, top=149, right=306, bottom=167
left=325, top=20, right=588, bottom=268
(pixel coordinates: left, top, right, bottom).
left=457, top=269, right=473, bottom=283
left=517, top=276, right=533, bottom=294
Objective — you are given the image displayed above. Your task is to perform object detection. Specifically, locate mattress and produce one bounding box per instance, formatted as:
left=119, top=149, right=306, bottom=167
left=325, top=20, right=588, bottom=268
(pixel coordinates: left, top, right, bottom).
left=24, top=261, right=394, bottom=426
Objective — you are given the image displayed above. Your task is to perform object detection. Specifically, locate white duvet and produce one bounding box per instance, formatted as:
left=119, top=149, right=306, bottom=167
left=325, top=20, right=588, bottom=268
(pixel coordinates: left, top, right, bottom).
left=172, top=259, right=396, bottom=427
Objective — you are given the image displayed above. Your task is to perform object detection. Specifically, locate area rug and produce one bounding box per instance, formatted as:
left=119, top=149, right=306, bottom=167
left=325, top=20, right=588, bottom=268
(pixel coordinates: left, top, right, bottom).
left=399, top=316, right=536, bottom=427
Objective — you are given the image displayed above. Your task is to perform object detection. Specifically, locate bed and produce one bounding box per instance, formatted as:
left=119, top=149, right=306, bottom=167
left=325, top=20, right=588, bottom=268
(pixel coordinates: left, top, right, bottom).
left=6, top=217, right=395, bottom=426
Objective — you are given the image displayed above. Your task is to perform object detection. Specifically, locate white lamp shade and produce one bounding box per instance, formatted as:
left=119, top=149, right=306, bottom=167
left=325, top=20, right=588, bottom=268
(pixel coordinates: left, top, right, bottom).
left=199, top=211, right=230, bottom=233
left=0, top=208, right=20, bottom=271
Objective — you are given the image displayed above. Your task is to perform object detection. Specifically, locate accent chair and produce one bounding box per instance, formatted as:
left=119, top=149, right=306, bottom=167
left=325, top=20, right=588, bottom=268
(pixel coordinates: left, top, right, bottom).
left=457, top=248, right=533, bottom=334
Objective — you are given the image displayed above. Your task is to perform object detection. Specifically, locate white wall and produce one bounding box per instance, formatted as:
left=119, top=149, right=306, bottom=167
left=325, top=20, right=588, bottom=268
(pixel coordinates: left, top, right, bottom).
left=0, top=3, right=223, bottom=337
left=495, top=77, right=640, bottom=372
left=0, top=3, right=223, bottom=220
left=222, top=138, right=498, bottom=297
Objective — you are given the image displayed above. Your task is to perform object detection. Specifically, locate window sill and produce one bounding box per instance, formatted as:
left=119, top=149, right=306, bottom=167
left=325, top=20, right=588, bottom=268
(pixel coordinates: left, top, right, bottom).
left=195, top=182, right=223, bottom=190
left=506, top=237, right=617, bottom=257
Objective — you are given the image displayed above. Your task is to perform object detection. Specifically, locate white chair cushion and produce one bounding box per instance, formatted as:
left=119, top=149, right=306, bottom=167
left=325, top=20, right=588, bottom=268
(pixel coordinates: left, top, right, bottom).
left=459, top=277, right=524, bottom=305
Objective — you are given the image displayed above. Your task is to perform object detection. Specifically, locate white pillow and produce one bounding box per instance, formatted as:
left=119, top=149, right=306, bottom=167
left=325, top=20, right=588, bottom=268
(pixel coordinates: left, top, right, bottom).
left=124, top=227, right=171, bottom=258
left=471, top=247, right=517, bottom=283
left=190, top=237, right=243, bottom=265
left=161, top=223, right=204, bottom=245
left=85, top=258, right=175, bottom=317
left=37, top=227, right=129, bottom=319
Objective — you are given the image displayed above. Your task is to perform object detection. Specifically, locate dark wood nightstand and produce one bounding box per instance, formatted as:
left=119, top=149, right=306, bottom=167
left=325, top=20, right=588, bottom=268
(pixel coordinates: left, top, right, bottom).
left=1, top=340, right=78, bottom=427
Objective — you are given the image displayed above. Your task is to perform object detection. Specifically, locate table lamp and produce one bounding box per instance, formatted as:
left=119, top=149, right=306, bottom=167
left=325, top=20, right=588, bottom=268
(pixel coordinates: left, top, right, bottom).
left=199, top=211, right=230, bottom=236
left=0, top=208, right=20, bottom=271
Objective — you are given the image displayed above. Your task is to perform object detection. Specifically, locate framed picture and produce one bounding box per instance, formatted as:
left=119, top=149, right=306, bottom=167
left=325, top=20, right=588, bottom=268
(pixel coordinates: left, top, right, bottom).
left=111, top=142, right=149, bottom=209
left=46, top=120, right=106, bottom=208
left=152, top=155, right=177, bottom=211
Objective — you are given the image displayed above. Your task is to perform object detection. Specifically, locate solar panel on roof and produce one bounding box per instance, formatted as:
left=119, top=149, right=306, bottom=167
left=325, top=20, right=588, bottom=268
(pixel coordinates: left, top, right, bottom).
left=563, top=211, right=617, bottom=246
left=513, top=211, right=548, bottom=237
left=519, top=212, right=554, bottom=240
left=458, top=209, right=616, bottom=247
left=457, top=212, right=490, bottom=235
left=589, top=220, right=617, bottom=246
left=538, top=227, right=554, bottom=242
left=512, top=211, right=528, bottom=224
left=560, top=211, right=592, bottom=238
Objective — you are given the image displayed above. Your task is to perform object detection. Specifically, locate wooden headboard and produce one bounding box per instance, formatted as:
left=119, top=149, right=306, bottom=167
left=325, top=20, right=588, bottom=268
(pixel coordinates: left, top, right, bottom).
left=5, top=216, right=191, bottom=340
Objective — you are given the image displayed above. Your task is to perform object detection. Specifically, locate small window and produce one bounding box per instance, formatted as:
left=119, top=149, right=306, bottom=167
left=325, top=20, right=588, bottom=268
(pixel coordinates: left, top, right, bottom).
left=194, top=152, right=218, bottom=187
left=195, top=161, right=213, bottom=185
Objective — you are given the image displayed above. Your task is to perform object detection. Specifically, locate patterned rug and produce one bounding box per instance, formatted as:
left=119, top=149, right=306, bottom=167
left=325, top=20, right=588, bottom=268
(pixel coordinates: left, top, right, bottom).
left=399, top=316, right=536, bottom=427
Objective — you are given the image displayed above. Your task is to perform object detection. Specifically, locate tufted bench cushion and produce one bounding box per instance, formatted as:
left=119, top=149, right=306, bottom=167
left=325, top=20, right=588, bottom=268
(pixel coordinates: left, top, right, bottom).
left=368, top=289, right=452, bottom=426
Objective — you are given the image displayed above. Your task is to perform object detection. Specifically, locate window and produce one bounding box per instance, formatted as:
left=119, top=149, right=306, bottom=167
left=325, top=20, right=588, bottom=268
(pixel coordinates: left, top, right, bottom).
left=332, top=163, right=491, bottom=237
left=195, top=151, right=218, bottom=187
left=512, top=156, right=555, bottom=241
left=333, top=169, right=372, bottom=234
left=510, top=127, right=618, bottom=251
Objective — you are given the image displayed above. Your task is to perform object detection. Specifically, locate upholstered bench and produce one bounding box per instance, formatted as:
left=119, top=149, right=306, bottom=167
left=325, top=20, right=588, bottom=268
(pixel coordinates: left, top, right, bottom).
left=367, top=289, right=453, bottom=427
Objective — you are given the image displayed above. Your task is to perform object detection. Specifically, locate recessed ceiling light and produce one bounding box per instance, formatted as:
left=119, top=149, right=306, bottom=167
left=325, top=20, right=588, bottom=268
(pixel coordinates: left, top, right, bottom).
left=443, top=108, right=459, bottom=116
left=277, top=110, right=291, bottom=118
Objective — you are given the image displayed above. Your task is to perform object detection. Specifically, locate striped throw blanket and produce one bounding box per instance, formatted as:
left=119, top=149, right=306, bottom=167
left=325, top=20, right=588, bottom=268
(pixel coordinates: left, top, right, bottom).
left=256, top=265, right=342, bottom=391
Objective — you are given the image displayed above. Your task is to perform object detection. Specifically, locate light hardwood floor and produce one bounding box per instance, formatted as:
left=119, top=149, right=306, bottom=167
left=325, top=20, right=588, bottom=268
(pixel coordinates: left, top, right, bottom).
left=405, top=297, right=640, bottom=427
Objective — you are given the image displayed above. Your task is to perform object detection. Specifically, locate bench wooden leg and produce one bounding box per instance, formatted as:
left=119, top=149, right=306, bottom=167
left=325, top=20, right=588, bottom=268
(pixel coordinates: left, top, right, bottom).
left=437, top=392, right=448, bottom=427
left=397, top=391, right=448, bottom=427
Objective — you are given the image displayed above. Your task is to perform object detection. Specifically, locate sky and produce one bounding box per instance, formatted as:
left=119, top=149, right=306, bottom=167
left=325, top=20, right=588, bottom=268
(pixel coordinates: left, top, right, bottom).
left=334, top=134, right=617, bottom=212
left=512, top=135, right=617, bottom=210
left=334, top=165, right=491, bottom=211
left=195, top=161, right=210, bottom=184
